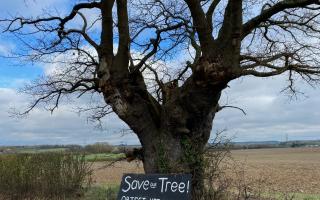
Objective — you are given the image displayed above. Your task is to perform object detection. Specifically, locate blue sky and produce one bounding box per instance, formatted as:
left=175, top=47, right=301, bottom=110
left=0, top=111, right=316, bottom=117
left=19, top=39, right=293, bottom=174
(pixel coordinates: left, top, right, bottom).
left=0, top=0, right=319, bottom=146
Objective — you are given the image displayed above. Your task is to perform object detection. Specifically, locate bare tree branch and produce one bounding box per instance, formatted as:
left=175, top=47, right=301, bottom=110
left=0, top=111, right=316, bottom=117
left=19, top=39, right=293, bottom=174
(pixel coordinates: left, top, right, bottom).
left=242, top=0, right=320, bottom=39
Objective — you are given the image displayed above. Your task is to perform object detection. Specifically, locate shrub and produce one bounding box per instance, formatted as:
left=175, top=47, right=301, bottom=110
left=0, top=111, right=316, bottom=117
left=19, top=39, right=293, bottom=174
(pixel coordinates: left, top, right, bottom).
left=0, top=152, right=92, bottom=199
left=203, top=136, right=233, bottom=200
left=84, top=143, right=114, bottom=154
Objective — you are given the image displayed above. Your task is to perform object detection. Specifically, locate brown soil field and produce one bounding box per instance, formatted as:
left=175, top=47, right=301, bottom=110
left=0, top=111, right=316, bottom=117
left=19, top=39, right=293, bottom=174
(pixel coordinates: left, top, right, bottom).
left=229, top=147, right=320, bottom=194
left=92, top=147, right=320, bottom=194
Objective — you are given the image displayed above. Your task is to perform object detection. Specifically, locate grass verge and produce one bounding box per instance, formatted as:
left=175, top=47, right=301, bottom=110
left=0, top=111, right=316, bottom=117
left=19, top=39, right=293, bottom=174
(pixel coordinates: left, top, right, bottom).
left=85, top=153, right=125, bottom=162
left=83, top=185, right=119, bottom=200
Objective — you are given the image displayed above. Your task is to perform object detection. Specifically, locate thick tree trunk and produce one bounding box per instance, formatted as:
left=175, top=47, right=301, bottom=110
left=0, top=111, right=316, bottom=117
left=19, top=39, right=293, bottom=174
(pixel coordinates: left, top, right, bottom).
left=142, top=134, right=208, bottom=200
left=140, top=109, right=216, bottom=200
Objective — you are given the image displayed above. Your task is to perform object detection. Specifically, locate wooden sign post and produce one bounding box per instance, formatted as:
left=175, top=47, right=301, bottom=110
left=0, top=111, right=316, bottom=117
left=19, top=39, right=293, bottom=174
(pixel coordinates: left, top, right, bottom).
left=117, top=174, right=192, bottom=200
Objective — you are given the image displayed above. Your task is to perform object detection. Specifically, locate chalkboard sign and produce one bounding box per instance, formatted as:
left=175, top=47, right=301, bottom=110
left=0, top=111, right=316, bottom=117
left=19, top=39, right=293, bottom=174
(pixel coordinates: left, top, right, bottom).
left=117, top=173, right=192, bottom=200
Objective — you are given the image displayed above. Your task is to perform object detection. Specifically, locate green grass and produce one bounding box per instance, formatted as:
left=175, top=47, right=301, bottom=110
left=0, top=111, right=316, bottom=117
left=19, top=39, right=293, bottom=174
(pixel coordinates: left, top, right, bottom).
left=82, top=185, right=119, bottom=200
left=279, top=193, right=320, bottom=200
left=85, top=153, right=125, bottom=162
left=258, top=192, right=320, bottom=200
left=17, top=148, right=67, bottom=154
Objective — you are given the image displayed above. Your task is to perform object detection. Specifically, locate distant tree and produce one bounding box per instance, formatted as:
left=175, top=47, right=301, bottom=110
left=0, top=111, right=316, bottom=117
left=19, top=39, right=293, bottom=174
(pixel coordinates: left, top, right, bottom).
left=2, top=0, right=320, bottom=198
left=84, top=142, right=113, bottom=154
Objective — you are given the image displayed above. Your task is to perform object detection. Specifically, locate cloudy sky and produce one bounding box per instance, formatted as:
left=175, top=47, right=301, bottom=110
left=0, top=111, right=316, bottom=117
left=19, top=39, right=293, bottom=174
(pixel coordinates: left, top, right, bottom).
left=0, top=0, right=319, bottom=146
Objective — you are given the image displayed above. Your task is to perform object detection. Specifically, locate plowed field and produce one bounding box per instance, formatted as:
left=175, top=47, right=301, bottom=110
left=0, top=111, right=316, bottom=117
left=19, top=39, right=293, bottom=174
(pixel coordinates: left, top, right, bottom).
left=92, top=147, right=320, bottom=195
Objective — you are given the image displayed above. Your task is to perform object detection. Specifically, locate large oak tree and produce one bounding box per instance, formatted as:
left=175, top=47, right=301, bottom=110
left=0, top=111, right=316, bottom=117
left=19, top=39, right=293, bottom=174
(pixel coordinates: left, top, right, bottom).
left=2, top=0, right=320, bottom=198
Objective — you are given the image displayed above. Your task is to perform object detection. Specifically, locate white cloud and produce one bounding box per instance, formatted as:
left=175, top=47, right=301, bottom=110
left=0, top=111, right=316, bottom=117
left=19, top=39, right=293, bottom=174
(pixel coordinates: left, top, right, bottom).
left=0, top=40, right=16, bottom=56
left=213, top=75, right=320, bottom=142
left=0, top=88, right=138, bottom=146
left=0, top=77, right=30, bottom=88
left=42, top=45, right=98, bottom=76
left=0, top=45, right=9, bottom=55
left=1, top=73, right=319, bottom=146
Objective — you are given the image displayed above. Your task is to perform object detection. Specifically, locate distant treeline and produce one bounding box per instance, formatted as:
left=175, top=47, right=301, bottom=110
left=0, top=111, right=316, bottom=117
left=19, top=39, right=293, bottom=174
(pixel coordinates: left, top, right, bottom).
left=1, top=140, right=319, bottom=153
left=0, top=144, right=81, bottom=150
left=223, top=140, right=320, bottom=150
left=0, top=142, right=130, bottom=154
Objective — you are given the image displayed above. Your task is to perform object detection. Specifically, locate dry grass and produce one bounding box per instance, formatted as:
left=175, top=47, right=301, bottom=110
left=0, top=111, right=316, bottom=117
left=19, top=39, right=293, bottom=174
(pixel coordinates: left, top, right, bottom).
left=229, top=147, right=320, bottom=194
left=91, top=147, right=320, bottom=195
left=91, top=161, right=144, bottom=187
